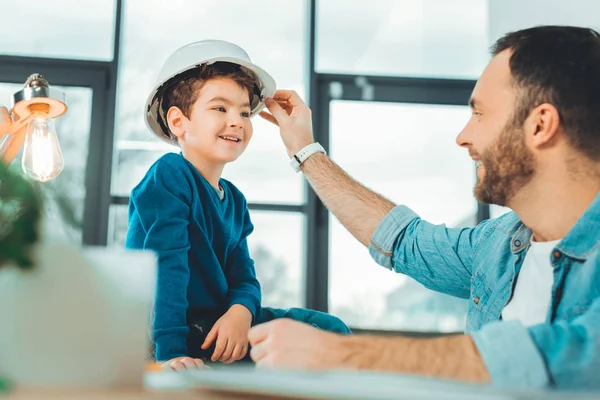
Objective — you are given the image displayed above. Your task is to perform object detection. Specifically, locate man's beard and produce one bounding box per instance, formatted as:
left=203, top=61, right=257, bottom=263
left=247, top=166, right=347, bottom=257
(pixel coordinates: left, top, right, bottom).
left=474, top=121, right=536, bottom=206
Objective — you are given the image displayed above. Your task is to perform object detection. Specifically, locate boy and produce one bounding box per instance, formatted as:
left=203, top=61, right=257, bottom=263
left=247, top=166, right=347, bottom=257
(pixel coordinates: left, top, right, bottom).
left=126, top=40, right=350, bottom=370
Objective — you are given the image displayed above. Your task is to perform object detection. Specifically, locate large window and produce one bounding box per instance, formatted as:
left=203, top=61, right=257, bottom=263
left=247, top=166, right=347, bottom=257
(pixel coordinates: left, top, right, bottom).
left=316, top=0, right=488, bottom=79
left=0, top=0, right=116, bottom=61
left=327, top=101, right=474, bottom=331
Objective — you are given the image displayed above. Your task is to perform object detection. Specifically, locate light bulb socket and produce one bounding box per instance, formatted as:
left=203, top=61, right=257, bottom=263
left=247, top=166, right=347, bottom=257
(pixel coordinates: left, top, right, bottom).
left=27, top=103, right=51, bottom=116
left=11, top=73, right=67, bottom=121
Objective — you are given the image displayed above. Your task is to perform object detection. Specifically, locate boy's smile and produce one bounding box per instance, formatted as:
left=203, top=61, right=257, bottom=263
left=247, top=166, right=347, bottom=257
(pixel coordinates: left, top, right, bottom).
left=219, top=135, right=242, bottom=143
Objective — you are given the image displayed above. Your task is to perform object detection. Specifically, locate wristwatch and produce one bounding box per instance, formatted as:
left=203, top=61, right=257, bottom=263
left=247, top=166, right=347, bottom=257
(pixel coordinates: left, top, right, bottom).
left=289, top=142, right=326, bottom=172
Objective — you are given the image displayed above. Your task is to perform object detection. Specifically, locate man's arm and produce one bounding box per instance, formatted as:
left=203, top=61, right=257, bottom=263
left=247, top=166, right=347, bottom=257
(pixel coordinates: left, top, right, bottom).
left=341, top=333, right=490, bottom=383
left=249, top=319, right=489, bottom=383
left=300, top=152, right=395, bottom=247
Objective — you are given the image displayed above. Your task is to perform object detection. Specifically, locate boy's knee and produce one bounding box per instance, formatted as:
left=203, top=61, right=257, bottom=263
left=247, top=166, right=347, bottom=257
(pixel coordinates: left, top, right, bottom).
left=308, top=311, right=351, bottom=335
left=323, top=314, right=352, bottom=335
left=262, top=307, right=351, bottom=334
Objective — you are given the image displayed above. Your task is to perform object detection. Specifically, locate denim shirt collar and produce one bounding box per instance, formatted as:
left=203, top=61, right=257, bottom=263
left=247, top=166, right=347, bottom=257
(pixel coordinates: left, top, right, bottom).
left=558, top=190, right=600, bottom=260
left=510, top=191, right=600, bottom=260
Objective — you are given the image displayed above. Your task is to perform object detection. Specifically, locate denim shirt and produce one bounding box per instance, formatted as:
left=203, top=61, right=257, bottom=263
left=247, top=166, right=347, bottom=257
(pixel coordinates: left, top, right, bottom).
left=368, top=192, right=600, bottom=389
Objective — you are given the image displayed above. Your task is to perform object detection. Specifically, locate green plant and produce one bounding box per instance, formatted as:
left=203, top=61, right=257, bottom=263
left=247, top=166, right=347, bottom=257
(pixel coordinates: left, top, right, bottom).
left=0, top=161, right=42, bottom=269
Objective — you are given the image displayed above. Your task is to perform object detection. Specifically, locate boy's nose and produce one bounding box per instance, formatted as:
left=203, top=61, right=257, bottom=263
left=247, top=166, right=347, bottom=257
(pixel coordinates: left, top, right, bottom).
left=229, top=119, right=243, bottom=129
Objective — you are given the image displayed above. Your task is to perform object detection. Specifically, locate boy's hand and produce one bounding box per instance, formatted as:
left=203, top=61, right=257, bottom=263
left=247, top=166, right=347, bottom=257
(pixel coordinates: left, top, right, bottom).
left=162, top=356, right=207, bottom=371
left=201, top=304, right=252, bottom=363
left=259, top=90, right=315, bottom=158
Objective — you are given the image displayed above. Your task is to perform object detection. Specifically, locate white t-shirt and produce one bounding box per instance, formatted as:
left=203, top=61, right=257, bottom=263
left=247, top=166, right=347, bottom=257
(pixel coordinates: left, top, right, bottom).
left=501, top=239, right=562, bottom=327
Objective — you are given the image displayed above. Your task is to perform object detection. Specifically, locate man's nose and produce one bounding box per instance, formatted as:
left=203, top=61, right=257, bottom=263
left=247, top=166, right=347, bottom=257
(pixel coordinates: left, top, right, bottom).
left=456, top=122, right=472, bottom=149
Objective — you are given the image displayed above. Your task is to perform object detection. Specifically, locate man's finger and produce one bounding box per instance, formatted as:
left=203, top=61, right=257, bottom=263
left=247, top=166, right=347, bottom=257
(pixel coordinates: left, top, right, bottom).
left=248, top=321, right=272, bottom=346
left=264, top=98, right=289, bottom=121
left=270, top=99, right=294, bottom=115
left=272, top=90, right=306, bottom=108
left=249, top=341, right=269, bottom=364
left=201, top=325, right=218, bottom=349
left=259, top=111, right=279, bottom=127
left=212, top=335, right=228, bottom=361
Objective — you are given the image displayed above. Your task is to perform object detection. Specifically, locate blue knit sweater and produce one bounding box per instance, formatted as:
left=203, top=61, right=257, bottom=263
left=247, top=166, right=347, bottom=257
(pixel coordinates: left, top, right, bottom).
left=126, top=152, right=261, bottom=361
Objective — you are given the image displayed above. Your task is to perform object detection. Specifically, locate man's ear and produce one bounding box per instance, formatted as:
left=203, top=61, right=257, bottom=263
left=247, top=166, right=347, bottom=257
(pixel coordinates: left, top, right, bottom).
left=525, top=103, right=561, bottom=150
left=167, top=106, right=187, bottom=140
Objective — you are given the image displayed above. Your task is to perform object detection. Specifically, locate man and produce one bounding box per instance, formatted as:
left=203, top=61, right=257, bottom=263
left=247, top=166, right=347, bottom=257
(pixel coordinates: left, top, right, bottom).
left=248, top=26, right=600, bottom=389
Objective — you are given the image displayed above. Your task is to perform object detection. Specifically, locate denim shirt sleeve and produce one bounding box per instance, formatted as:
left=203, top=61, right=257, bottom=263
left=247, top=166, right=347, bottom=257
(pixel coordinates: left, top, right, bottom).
left=473, top=295, right=600, bottom=389
left=369, top=205, right=496, bottom=299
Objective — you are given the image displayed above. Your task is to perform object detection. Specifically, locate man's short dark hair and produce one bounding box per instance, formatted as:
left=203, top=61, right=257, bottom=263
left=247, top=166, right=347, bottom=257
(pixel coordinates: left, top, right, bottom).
left=492, top=26, right=600, bottom=161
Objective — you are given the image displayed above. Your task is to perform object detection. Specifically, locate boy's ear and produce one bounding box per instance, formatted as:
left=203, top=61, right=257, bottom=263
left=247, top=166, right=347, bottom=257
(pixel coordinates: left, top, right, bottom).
left=167, top=106, right=186, bottom=139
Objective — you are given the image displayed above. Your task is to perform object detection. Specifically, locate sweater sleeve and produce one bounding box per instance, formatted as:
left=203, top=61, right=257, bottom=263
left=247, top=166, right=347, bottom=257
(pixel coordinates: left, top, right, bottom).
left=224, top=205, right=261, bottom=320
left=126, top=159, right=192, bottom=361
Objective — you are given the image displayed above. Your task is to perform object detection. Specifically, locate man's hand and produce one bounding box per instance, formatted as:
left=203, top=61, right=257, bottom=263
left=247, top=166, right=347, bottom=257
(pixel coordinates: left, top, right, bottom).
left=248, top=319, right=350, bottom=369
left=0, top=106, right=28, bottom=164
left=162, top=356, right=206, bottom=371
left=259, top=90, right=315, bottom=157
left=201, top=304, right=253, bottom=363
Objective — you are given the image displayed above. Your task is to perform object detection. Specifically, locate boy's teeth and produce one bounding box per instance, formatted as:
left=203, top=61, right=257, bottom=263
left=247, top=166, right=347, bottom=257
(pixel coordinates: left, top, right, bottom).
left=220, top=136, right=240, bottom=142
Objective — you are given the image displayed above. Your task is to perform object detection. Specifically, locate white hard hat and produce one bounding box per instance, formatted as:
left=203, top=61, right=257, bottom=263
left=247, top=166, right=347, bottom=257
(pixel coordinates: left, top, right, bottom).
left=145, top=40, right=277, bottom=145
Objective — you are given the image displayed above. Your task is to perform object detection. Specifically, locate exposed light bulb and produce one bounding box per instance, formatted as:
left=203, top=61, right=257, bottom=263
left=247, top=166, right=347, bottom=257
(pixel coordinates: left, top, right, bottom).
left=21, top=112, right=64, bottom=182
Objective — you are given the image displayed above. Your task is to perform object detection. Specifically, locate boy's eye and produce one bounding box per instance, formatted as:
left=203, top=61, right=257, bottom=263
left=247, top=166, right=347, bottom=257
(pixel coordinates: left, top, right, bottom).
left=241, top=111, right=250, bottom=118
left=214, top=107, right=226, bottom=112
